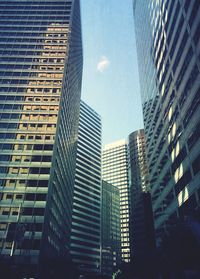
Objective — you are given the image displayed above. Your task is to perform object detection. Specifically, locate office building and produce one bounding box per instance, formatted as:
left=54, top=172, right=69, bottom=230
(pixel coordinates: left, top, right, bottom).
left=0, top=0, right=83, bottom=276
left=70, top=101, right=101, bottom=276
left=133, top=0, right=200, bottom=243
left=101, top=180, right=121, bottom=277
left=102, top=140, right=130, bottom=262
left=128, top=130, right=149, bottom=194
left=128, top=129, right=155, bottom=258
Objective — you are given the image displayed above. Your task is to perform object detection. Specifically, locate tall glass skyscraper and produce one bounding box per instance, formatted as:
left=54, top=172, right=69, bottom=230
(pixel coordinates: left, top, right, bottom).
left=0, top=0, right=82, bottom=276
left=133, top=0, right=200, bottom=243
left=70, top=101, right=101, bottom=276
left=102, top=140, right=130, bottom=262
left=128, top=129, right=155, bottom=258
left=128, top=130, right=149, bottom=194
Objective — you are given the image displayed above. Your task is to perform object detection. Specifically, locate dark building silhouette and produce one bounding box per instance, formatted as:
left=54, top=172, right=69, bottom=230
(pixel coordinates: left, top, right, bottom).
left=101, top=180, right=121, bottom=278
left=128, top=130, right=155, bottom=259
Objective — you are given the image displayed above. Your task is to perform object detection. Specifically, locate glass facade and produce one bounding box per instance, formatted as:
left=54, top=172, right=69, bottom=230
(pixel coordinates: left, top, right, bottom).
left=128, top=129, right=155, bottom=258
left=70, top=101, right=101, bottom=275
left=101, top=180, right=121, bottom=277
left=0, top=0, right=82, bottom=275
left=133, top=0, right=200, bottom=243
left=102, top=140, right=130, bottom=262
left=128, top=130, right=149, bottom=194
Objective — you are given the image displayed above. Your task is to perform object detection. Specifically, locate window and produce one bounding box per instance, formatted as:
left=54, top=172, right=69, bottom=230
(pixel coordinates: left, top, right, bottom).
left=16, top=194, right=23, bottom=200
left=189, top=1, right=200, bottom=28
left=34, top=208, right=45, bottom=216
left=2, top=209, right=9, bottom=215
left=44, top=145, right=53, bottom=150
left=34, top=144, right=43, bottom=150
left=30, top=168, right=40, bottom=174
left=175, top=170, right=192, bottom=195
left=0, top=155, right=10, bottom=161
left=0, top=167, right=7, bottom=174
left=12, top=211, right=18, bottom=216
left=27, top=180, right=37, bottom=187
left=172, top=30, right=189, bottom=74
left=25, top=193, right=35, bottom=201
left=32, top=155, right=42, bottom=162
left=38, top=180, right=48, bottom=187
left=187, top=120, right=200, bottom=150
left=36, top=194, right=47, bottom=201
left=19, top=168, right=28, bottom=174
left=192, top=154, right=200, bottom=175
left=40, top=168, right=50, bottom=174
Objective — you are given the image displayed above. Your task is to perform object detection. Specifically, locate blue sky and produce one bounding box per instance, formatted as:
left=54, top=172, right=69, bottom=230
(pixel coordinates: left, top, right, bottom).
left=80, top=0, right=144, bottom=145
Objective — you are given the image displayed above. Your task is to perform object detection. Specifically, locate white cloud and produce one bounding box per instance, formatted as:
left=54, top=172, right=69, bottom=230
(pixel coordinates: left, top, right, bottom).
left=97, top=56, right=110, bottom=73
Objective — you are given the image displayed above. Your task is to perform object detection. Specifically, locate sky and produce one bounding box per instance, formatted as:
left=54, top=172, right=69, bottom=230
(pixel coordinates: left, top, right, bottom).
left=80, top=0, right=144, bottom=146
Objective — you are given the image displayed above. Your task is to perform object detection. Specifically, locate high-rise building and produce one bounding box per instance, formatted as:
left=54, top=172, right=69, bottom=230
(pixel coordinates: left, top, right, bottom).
left=133, top=0, right=200, bottom=243
left=128, top=129, right=155, bottom=258
left=101, top=180, right=121, bottom=277
left=70, top=101, right=101, bottom=276
left=129, top=130, right=149, bottom=194
left=0, top=0, right=82, bottom=276
left=102, top=140, right=130, bottom=262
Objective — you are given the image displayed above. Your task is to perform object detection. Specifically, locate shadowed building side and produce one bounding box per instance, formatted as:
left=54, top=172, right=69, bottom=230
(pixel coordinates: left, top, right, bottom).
left=102, top=140, right=130, bottom=262
left=101, top=180, right=121, bottom=278
left=70, top=101, right=102, bottom=276
left=128, top=129, right=155, bottom=259
left=0, top=1, right=83, bottom=277
left=133, top=0, right=200, bottom=244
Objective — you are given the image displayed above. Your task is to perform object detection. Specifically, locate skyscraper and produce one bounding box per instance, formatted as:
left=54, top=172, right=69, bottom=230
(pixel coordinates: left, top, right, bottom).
left=101, top=180, right=121, bottom=277
left=133, top=0, right=200, bottom=243
left=102, top=140, right=130, bottom=262
left=128, top=129, right=155, bottom=258
left=128, top=130, right=149, bottom=194
left=0, top=0, right=82, bottom=276
left=70, top=101, right=101, bottom=276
